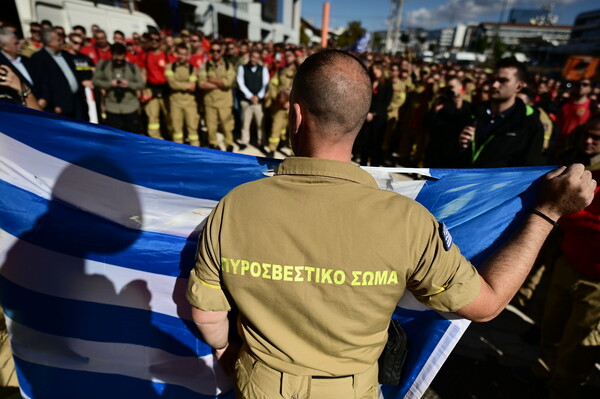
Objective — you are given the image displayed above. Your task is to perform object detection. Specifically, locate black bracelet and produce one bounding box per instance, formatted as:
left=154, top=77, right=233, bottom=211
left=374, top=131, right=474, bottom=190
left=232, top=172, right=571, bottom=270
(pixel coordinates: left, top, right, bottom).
left=529, top=208, right=559, bottom=228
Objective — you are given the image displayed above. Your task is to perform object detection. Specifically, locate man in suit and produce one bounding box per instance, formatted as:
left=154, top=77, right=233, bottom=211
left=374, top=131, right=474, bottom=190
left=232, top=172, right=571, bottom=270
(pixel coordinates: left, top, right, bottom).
left=30, top=28, right=87, bottom=119
left=0, top=28, right=35, bottom=92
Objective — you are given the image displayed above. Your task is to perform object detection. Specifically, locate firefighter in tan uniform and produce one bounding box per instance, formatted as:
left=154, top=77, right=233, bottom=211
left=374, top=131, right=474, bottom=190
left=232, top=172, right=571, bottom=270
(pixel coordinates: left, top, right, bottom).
left=198, top=41, right=236, bottom=151
left=266, top=48, right=298, bottom=156
left=166, top=44, right=200, bottom=146
left=382, top=63, right=408, bottom=157
left=186, top=50, right=596, bottom=399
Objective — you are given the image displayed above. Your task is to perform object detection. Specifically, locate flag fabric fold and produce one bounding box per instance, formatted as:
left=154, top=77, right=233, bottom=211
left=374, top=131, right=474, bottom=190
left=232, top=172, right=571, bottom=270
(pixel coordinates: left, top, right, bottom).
left=0, top=103, right=551, bottom=398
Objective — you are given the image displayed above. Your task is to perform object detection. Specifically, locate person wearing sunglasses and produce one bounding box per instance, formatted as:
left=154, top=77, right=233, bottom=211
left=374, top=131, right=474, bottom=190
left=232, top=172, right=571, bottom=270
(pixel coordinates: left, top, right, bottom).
left=198, top=41, right=237, bottom=151
left=66, top=33, right=94, bottom=90
left=189, top=31, right=208, bottom=70
left=141, top=32, right=171, bottom=140
left=21, top=22, right=43, bottom=58
left=80, top=29, right=112, bottom=66
left=558, top=78, right=595, bottom=141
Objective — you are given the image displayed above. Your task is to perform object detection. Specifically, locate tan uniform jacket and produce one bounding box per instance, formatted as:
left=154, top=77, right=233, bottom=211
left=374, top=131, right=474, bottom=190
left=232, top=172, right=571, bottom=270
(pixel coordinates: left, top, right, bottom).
left=165, top=62, right=198, bottom=102
left=266, top=65, right=296, bottom=109
left=187, top=157, right=480, bottom=377
left=198, top=60, right=236, bottom=108
left=388, top=79, right=407, bottom=117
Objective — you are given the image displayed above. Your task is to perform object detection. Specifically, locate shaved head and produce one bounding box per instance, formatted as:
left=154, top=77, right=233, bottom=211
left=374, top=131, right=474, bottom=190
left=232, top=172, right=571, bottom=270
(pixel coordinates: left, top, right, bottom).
left=291, top=50, right=371, bottom=136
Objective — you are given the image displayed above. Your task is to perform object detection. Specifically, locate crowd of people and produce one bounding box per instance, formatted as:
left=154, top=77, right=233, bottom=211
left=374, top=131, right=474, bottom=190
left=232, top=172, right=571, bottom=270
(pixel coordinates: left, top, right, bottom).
left=0, top=20, right=598, bottom=167
left=1, top=19, right=599, bottom=399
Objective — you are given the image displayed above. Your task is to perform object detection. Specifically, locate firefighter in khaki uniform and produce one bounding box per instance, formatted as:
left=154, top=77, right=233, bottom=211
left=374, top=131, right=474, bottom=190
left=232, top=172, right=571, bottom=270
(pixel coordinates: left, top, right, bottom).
left=186, top=50, right=596, bottom=399
left=166, top=44, right=200, bottom=146
left=198, top=42, right=236, bottom=151
left=266, top=48, right=298, bottom=156
left=382, top=63, right=408, bottom=157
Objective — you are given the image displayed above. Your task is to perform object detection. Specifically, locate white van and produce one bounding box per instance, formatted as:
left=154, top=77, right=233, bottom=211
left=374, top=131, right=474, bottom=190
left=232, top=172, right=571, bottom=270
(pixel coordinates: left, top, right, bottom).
left=8, top=0, right=158, bottom=38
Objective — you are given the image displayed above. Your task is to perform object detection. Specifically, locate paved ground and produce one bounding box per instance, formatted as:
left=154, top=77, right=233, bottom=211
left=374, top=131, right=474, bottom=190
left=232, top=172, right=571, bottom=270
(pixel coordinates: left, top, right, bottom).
left=425, top=305, right=600, bottom=399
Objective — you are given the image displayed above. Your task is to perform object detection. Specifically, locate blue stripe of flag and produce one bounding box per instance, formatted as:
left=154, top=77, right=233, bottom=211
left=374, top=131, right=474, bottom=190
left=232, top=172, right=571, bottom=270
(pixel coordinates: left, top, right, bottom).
left=14, top=357, right=234, bottom=399
left=0, top=179, right=195, bottom=278
left=0, top=276, right=210, bottom=357
left=0, top=103, right=279, bottom=200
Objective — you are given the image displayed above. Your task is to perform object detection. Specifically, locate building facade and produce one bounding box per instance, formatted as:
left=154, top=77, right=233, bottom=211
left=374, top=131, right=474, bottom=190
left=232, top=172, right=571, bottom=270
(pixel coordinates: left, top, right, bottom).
left=190, top=0, right=301, bottom=43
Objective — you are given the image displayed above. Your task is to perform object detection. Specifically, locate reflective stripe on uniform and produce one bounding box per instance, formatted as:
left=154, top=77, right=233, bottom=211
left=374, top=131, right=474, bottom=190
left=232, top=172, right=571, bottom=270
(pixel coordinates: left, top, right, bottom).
left=525, top=105, right=534, bottom=117
left=148, top=123, right=160, bottom=130
left=198, top=278, right=221, bottom=290
left=172, top=132, right=184, bottom=139
left=420, top=285, right=448, bottom=297
left=269, top=137, right=280, bottom=143
left=188, top=134, right=199, bottom=141
left=189, top=75, right=198, bottom=82
left=165, top=69, right=174, bottom=77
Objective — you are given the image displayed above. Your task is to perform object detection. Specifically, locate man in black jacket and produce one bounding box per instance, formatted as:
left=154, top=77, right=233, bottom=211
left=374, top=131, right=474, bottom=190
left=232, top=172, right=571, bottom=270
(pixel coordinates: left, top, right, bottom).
left=30, top=28, right=87, bottom=119
left=455, top=57, right=544, bottom=168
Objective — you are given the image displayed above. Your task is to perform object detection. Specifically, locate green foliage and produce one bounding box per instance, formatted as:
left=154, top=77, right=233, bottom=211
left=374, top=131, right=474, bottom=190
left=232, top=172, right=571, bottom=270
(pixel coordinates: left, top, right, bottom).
left=300, top=21, right=310, bottom=46
left=337, top=21, right=366, bottom=49
left=475, top=34, right=490, bottom=53
left=492, top=36, right=507, bottom=63
left=372, top=32, right=383, bottom=51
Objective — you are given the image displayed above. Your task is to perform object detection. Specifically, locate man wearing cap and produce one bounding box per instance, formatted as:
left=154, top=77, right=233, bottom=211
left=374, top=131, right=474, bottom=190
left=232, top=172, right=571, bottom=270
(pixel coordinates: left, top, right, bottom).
left=187, top=50, right=596, bottom=398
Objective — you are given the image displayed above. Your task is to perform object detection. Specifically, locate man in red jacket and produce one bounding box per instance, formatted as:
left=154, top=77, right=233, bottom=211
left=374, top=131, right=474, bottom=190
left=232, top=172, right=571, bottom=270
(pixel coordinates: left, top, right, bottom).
left=142, top=31, right=170, bottom=140
left=557, top=79, right=594, bottom=140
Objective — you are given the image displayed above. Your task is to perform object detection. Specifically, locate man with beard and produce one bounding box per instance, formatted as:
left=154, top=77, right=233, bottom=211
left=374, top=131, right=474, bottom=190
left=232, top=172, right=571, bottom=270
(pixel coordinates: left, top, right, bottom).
left=456, top=57, right=544, bottom=167
left=92, top=43, right=144, bottom=133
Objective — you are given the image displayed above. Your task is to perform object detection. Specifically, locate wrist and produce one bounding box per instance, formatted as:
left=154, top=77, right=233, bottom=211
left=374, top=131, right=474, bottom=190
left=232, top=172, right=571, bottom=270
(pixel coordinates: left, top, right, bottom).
left=529, top=208, right=559, bottom=228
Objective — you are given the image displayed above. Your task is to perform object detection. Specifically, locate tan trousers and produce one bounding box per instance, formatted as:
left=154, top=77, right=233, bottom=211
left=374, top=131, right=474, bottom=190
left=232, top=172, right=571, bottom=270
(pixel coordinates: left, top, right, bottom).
left=269, top=109, right=289, bottom=151
left=240, top=101, right=264, bottom=146
left=170, top=96, right=200, bottom=146
left=534, top=256, right=600, bottom=398
left=0, top=308, right=18, bottom=388
left=205, top=106, right=234, bottom=147
left=235, top=347, right=379, bottom=399
left=144, top=97, right=169, bottom=140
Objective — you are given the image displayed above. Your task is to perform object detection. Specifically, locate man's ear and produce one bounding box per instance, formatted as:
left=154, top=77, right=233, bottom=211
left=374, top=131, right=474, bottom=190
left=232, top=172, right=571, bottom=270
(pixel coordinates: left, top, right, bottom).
left=291, top=102, right=302, bottom=136
left=516, top=81, right=524, bottom=92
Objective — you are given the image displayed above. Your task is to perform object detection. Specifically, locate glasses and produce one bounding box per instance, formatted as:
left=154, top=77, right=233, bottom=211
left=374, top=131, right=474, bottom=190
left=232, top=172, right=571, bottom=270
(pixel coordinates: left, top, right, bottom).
left=579, top=82, right=591, bottom=87
left=71, top=41, right=82, bottom=45
left=211, top=49, right=221, bottom=53
left=585, top=132, right=600, bottom=141
left=190, top=39, right=199, bottom=42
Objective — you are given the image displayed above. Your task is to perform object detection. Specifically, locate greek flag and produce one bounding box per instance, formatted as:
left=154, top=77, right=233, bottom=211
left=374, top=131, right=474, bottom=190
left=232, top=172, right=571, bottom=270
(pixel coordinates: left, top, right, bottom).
left=0, top=103, right=551, bottom=398
left=351, top=32, right=372, bottom=53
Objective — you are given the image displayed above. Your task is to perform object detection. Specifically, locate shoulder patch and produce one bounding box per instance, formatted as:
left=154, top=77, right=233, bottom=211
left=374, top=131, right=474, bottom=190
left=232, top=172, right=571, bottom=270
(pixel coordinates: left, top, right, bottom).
left=439, top=222, right=453, bottom=251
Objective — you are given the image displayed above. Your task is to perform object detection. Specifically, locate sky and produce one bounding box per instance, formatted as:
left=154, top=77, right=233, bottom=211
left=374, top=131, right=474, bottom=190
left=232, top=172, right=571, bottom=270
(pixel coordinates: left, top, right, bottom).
left=300, top=0, right=599, bottom=32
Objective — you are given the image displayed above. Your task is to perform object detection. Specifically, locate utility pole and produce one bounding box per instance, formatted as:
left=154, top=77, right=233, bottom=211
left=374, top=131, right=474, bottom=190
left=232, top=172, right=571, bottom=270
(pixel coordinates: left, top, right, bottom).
left=392, top=0, right=404, bottom=54
left=385, top=0, right=396, bottom=53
